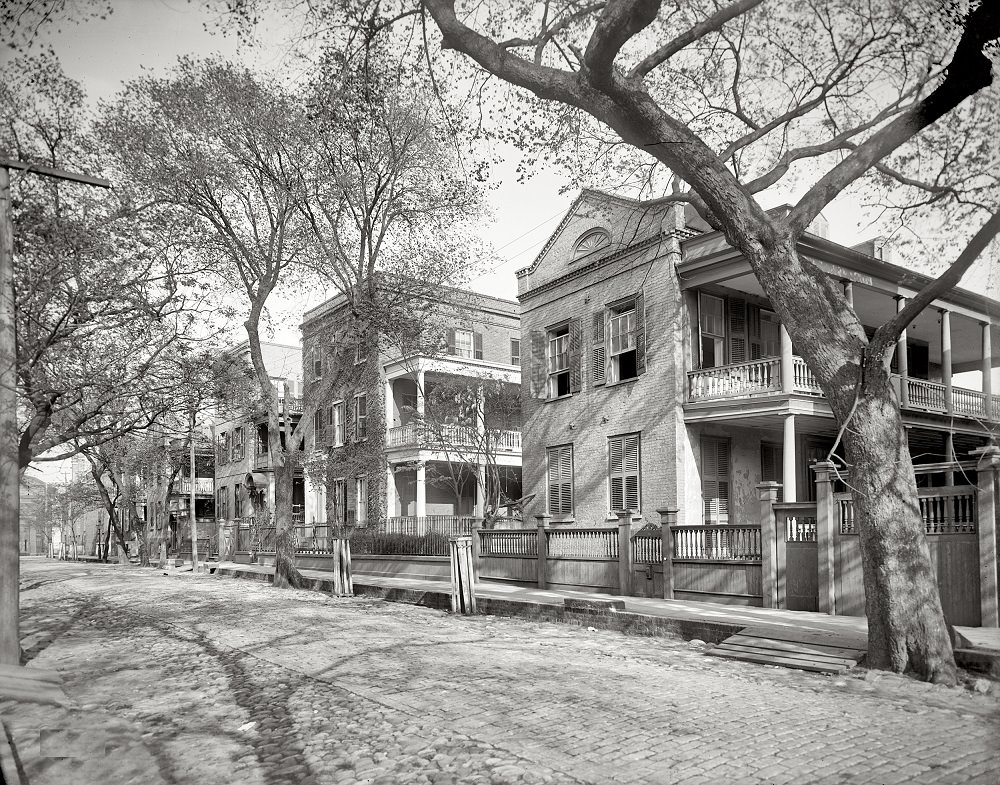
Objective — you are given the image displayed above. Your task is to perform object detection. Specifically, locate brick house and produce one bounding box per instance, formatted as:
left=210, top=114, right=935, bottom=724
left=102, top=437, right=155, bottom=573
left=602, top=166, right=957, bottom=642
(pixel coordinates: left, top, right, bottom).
left=300, top=284, right=522, bottom=529
left=518, top=189, right=999, bottom=534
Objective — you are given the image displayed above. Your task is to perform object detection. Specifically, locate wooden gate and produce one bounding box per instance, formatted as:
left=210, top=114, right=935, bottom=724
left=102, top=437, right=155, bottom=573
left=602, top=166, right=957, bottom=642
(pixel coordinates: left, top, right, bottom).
left=776, top=503, right=818, bottom=612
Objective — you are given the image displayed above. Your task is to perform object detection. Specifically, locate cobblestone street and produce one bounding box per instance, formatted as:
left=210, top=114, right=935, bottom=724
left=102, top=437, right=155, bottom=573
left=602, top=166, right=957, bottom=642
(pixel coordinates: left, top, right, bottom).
left=10, top=560, right=1000, bottom=785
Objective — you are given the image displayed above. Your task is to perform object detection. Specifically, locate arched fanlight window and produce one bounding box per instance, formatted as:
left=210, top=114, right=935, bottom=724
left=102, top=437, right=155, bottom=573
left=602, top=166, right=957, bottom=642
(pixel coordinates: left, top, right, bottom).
left=573, top=228, right=611, bottom=259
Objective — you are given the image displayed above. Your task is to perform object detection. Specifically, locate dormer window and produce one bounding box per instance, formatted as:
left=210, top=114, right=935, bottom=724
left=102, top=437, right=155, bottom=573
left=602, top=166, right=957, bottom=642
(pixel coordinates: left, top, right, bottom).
left=573, top=228, right=610, bottom=260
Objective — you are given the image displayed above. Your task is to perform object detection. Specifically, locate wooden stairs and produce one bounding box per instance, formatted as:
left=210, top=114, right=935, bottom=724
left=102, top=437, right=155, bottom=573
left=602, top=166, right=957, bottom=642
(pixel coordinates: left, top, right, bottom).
left=706, top=625, right=867, bottom=674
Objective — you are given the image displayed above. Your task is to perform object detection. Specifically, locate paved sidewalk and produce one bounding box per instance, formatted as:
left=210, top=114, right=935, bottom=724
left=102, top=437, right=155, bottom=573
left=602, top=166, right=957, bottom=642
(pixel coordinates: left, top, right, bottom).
left=212, top=561, right=1000, bottom=655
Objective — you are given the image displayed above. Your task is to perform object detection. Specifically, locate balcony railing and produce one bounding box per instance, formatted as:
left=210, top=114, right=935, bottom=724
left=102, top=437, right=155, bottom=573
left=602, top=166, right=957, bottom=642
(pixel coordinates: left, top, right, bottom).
left=689, top=356, right=999, bottom=420
left=179, top=478, right=215, bottom=495
left=386, top=423, right=521, bottom=452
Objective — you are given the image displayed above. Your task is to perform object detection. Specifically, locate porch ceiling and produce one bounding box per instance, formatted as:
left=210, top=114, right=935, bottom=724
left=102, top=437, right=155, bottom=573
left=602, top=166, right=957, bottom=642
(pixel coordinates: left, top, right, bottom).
left=716, top=272, right=999, bottom=370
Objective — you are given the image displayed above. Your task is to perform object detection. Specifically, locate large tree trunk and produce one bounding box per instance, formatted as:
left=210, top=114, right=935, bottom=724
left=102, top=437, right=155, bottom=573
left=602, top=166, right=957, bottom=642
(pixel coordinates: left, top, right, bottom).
left=842, top=372, right=957, bottom=683
left=272, top=461, right=305, bottom=589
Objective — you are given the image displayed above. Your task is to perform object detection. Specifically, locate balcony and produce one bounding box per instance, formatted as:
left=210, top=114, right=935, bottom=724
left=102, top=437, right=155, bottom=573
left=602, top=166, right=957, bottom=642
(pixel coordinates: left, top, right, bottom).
left=688, top=356, right=1000, bottom=420
left=178, top=478, right=215, bottom=495
left=386, top=422, right=522, bottom=452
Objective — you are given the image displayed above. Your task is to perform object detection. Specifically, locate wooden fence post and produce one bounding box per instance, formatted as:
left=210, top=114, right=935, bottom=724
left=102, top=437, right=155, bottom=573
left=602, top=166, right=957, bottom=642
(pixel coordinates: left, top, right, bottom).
left=470, top=527, right=482, bottom=585
left=332, top=536, right=353, bottom=597
left=973, top=445, right=999, bottom=627
left=757, top=482, right=781, bottom=609
left=657, top=508, right=677, bottom=600
left=617, top=510, right=633, bottom=597
left=535, top=515, right=550, bottom=589
left=449, top=535, right=476, bottom=615
left=813, top=461, right=837, bottom=615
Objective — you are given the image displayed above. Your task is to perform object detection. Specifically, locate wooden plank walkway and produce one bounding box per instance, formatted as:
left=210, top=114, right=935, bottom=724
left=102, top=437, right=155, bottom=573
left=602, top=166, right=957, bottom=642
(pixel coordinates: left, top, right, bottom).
left=705, top=625, right=867, bottom=674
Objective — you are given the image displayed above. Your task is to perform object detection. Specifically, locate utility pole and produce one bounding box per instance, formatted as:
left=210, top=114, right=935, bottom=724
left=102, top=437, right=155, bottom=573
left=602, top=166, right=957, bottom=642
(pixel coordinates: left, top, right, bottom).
left=189, top=409, right=199, bottom=572
left=0, top=158, right=110, bottom=665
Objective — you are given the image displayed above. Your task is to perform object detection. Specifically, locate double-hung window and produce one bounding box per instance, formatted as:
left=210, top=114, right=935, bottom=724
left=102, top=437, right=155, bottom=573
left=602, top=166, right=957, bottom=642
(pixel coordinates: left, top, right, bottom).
left=547, top=326, right=571, bottom=398
left=231, top=427, right=245, bottom=462
left=699, top=293, right=726, bottom=368
left=510, top=338, right=521, bottom=366
left=217, top=486, right=229, bottom=520
left=355, top=477, right=368, bottom=526
left=546, top=444, right=574, bottom=516
left=333, top=401, right=345, bottom=446
left=608, top=303, right=638, bottom=382
left=218, top=432, right=230, bottom=465
left=313, top=408, right=325, bottom=445
left=354, top=393, right=368, bottom=440
left=454, top=329, right=474, bottom=359
left=608, top=434, right=641, bottom=514
left=702, top=436, right=731, bottom=524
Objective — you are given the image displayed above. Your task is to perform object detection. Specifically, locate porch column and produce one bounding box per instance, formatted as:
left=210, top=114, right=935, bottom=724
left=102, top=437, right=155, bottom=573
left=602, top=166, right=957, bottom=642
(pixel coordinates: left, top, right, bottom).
left=386, top=464, right=397, bottom=518
left=972, top=445, right=999, bottom=627
left=940, top=308, right=953, bottom=415
left=782, top=413, right=797, bottom=502
left=943, top=432, right=955, bottom=486
left=416, top=367, right=426, bottom=417
left=415, top=462, right=426, bottom=518
left=757, top=482, right=781, bottom=609
left=384, top=377, right=394, bottom=430
left=813, top=461, right=837, bottom=615
left=780, top=324, right=794, bottom=394
left=982, top=321, right=993, bottom=422
left=841, top=280, right=854, bottom=309
left=895, top=295, right=909, bottom=409
left=473, top=463, right=485, bottom=520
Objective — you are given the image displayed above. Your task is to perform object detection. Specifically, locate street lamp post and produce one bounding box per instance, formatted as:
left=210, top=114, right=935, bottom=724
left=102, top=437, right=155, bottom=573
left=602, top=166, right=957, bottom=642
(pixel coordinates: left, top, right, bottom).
left=0, top=158, right=111, bottom=665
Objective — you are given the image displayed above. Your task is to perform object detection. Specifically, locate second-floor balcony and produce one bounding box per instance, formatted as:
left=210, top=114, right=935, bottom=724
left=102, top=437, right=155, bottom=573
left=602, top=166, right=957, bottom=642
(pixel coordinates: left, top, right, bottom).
left=386, top=422, right=522, bottom=452
left=688, top=355, right=1000, bottom=421
left=178, top=478, right=215, bottom=496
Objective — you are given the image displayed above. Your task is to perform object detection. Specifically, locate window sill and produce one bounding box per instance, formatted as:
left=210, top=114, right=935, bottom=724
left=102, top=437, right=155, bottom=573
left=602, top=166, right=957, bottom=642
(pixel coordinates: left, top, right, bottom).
left=604, top=376, right=639, bottom=389
left=544, top=394, right=574, bottom=403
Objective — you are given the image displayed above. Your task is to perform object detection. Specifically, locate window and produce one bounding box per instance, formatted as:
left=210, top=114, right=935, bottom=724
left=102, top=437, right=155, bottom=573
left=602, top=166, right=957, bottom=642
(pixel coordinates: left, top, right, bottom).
left=608, top=300, right=638, bottom=382
left=699, top=293, right=726, bottom=368
left=573, top=228, right=610, bottom=259
left=702, top=437, right=731, bottom=524
left=547, top=325, right=571, bottom=398
left=218, top=432, right=230, bottom=465
left=510, top=338, right=521, bottom=366
left=759, top=310, right=781, bottom=359
left=354, top=393, right=368, bottom=440
left=454, top=329, right=474, bottom=359
left=333, top=401, right=345, bottom=446
left=313, top=408, right=325, bottom=445
left=330, top=478, right=350, bottom=525
left=355, top=477, right=368, bottom=526
left=217, top=486, right=229, bottom=520
left=312, top=352, right=322, bottom=380
left=546, top=444, right=574, bottom=516
left=761, top=442, right=783, bottom=502
left=609, top=434, right=641, bottom=513
left=231, top=427, right=245, bottom=462
left=354, top=337, right=366, bottom=365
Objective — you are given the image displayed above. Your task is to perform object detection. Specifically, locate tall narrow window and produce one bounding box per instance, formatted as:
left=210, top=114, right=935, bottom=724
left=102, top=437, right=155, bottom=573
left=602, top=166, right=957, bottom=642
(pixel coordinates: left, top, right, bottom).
left=702, top=437, right=731, bottom=524
left=699, top=293, right=726, bottom=368
left=547, top=325, right=570, bottom=398
left=609, top=434, right=641, bottom=513
left=217, top=486, right=229, bottom=520
left=333, top=401, right=345, bottom=446
left=231, top=427, right=245, bottom=462
left=608, top=301, right=637, bottom=382
left=546, top=444, right=574, bottom=516
left=313, top=408, right=325, bottom=445
left=218, top=432, right=230, bottom=465
left=355, top=477, right=368, bottom=526
left=331, top=478, right=347, bottom=525
left=453, top=329, right=474, bottom=358
left=312, top=352, right=323, bottom=380
left=354, top=393, right=368, bottom=440
left=510, top=338, right=521, bottom=366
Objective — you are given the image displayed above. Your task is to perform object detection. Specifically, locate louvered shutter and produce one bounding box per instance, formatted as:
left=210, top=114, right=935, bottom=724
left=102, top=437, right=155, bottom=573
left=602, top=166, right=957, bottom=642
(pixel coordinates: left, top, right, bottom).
left=446, top=327, right=456, bottom=355
left=473, top=332, right=484, bottom=360
left=592, top=311, right=606, bottom=385
left=702, top=437, right=730, bottom=524
left=609, top=434, right=641, bottom=513
left=623, top=435, right=640, bottom=511
left=547, top=445, right=574, bottom=516
left=609, top=437, right=624, bottom=511
left=761, top=443, right=784, bottom=502
left=748, top=304, right=762, bottom=361
left=728, top=297, right=746, bottom=364
left=634, top=291, right=646, bottom=374
left=530, top=330, right=546, bottom=398
left=569, top=318, right=583, bottom=393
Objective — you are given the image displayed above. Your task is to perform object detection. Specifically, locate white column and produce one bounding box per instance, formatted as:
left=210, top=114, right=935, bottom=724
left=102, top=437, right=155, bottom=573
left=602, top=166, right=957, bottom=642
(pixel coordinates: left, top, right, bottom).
left=386, top=464, right=397, bottom=518
left=896, top=295, right=909, bottom=409
left=415, top=462, right=426, bottom=518
left=473, top=463, right=485, bottom=519
left=416, top=367, right=426, bottom=417
left=982, top=321, right=993, bottom=422
left=943, top=432, right=955, bottom=486
left=940, top=308, right=953, bottom=415
left=783, top=414, right=797, bottom=502
left=842, top=280, right=854, bottom=309
left=384, top=377, right=394, bottom=430
left=780, top=324, right=794, bottom=394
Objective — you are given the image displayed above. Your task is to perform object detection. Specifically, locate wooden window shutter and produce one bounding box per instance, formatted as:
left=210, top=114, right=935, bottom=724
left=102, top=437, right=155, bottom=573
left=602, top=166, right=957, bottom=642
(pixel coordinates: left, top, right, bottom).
left=569, top=317, right=583, bottom=393
left=728, top=296, right=746, bottom=364
left=446, top=327, right=456, bottom=355
left=547, top=445, right=573, bottom=516
left=634, top=291, right=646, bottom=374
left=592, top=311, right=606, bottom=386
left=529, top=330, right=546, bottom=398
left=761, top=443, right=784, bottom=502
left=473, top=331, right=484, bottom=360
left=609, top=434, right=641, bottom=513
left=702, top=437, right=730, bottom=524
left=747, top=304, right=762, bottom=361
